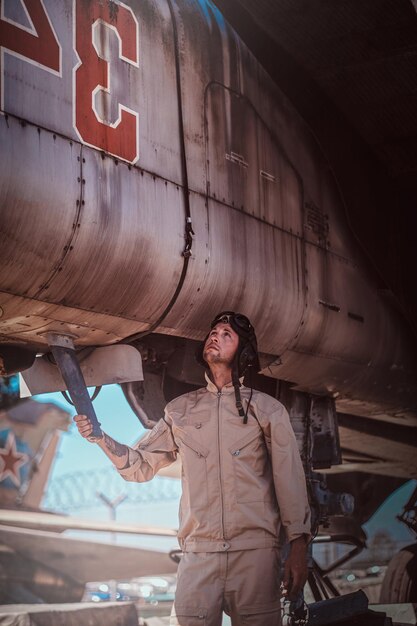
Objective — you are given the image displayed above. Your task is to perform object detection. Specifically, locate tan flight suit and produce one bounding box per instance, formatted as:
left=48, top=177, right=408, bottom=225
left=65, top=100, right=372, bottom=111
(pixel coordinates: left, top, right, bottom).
left=118, top=374, right=311, bottom=625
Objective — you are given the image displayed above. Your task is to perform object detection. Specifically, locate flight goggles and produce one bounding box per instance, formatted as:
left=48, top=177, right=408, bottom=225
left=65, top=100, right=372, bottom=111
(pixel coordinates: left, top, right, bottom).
left=210, top=311, right=253, bottom=336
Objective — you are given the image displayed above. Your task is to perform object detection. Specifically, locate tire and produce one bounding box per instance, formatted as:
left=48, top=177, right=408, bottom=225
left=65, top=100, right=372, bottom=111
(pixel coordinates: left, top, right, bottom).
left=380, top=543, right=417, bottom=603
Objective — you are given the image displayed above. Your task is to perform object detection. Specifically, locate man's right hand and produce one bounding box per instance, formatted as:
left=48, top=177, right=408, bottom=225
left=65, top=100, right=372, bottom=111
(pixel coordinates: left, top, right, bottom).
left=73, top=414, right=95, bottom=440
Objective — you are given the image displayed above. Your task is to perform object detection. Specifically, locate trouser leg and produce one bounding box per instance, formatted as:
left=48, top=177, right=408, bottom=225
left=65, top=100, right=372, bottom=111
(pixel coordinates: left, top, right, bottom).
left=224, top=548, right=282, bottom=626
left=170, top=552, right=224, bottom=626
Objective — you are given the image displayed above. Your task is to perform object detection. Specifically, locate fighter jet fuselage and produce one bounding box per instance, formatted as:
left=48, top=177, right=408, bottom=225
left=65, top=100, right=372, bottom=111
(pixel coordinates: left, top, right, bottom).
left=0, top=0, right=416, bottom=424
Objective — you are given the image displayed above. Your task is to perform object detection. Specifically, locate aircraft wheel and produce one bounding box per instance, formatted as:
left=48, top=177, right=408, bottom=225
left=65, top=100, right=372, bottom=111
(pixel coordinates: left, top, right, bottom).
left=380, top=543, right=417, bottom=603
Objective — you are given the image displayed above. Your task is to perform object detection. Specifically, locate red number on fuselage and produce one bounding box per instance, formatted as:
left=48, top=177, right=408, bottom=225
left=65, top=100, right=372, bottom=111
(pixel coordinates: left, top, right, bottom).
left=74, top=0, right=139, bottom=164
left=0, top=0, right=60, bottom=109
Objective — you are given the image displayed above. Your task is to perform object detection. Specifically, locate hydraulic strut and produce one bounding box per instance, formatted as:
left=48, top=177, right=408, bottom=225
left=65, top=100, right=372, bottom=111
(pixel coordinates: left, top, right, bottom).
left=46, top=333, right=103, bottom=440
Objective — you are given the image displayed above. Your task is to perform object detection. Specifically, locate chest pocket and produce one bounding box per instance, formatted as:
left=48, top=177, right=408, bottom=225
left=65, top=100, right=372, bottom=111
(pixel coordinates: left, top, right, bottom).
left=184, top=410, right=211, bottom=430
left=228, top=428, right=272, bottom=503
left=177, top=431, right=209, bottom=510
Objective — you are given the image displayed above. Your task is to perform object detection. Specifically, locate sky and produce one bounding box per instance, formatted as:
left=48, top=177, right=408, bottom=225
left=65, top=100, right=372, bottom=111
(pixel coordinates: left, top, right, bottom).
left=34, top=384, right=416, bottom=550
left=35, top=384, right=181, bottom=551
left=36, top=384, right=148, bottom=477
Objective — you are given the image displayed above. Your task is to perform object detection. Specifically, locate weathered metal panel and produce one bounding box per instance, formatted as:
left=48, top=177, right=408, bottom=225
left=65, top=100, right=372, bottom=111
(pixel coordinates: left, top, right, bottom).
left=205, top=84, right=304, bottom=234
left=158, top=191, right=210, bottom=338
left=0, top=0, right=182, bottom=181
left=163, top=197, right=306, bottom=355
left=0, top=292, right=143, bottom=346
left=0, top=115, right=82, bottom=298
left=38, top=146, right=186, bottom=322
left=0, top=112, right=186, bottom=327
left=128, top=0, right=183, bottom=180
left=1, top=0, right=71, bottom=135
left=293, top=244, right=373, bottom=364
left=169, top=0, right=239, bottom=196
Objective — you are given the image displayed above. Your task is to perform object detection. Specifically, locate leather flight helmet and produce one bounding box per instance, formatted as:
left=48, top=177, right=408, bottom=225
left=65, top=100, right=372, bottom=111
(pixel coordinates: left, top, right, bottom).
left=196, top=311, right=260, bottom=424
left=196, top=311, right=260, bottom=375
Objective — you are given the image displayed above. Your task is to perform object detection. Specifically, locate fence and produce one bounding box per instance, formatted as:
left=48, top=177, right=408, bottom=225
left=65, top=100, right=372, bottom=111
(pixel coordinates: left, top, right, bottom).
left=43, top=468, right=181, bottom=512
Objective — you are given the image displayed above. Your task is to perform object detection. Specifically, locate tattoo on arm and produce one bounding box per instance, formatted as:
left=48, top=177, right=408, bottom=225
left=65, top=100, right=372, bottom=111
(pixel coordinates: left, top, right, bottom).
left=103, top=433, right=128, bottom=458
left=98, top=433, right=138, bottom=470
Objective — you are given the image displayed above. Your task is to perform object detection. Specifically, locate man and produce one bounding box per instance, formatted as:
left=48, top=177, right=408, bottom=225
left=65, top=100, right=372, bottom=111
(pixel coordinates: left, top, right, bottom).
left=74, top=312, right=311, bottom=625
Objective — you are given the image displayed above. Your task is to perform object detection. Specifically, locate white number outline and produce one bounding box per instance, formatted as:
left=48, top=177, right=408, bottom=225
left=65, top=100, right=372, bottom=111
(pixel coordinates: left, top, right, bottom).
left=72, top=0, right=140, bottom=164
left=0, top=0, right=62, bottom=112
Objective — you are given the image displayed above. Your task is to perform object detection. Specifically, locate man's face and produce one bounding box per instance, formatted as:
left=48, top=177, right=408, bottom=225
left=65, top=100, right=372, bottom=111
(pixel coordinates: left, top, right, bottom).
left=203, top=322, right=239, bottom=368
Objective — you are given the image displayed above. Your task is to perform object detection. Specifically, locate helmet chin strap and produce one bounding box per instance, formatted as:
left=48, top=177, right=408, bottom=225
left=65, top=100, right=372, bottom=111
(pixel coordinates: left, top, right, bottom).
left=232, top=368, right=245, bottom=421
left=232, top=363, right=254, bottom=425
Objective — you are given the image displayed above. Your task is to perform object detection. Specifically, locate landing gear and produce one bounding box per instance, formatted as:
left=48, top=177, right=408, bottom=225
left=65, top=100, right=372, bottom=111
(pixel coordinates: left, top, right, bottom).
left=307, top=517, right=367, bottom=601
left=380, top=484, right=417, bottom=603
left=380, top=543, right=417, bottom=603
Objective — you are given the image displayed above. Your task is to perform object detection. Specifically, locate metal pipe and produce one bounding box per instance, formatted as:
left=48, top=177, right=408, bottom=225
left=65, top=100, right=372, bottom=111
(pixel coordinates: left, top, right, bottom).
left=47, top=334, right=102, bottom=440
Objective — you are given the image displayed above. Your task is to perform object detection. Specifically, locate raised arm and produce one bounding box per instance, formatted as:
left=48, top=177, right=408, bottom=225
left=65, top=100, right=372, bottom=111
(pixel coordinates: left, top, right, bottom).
left=73, top=413, right=178, bottom=481
left=73, top=414, right=131, bottom=469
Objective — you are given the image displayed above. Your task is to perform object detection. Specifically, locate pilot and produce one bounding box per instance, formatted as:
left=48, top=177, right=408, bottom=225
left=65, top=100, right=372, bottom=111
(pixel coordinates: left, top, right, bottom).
left=74, top=311, right=311, bottom=625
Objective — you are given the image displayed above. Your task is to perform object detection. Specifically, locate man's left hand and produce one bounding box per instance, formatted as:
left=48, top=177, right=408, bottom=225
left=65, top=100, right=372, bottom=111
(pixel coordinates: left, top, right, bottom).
left=283, top=535, right=309, bottom=600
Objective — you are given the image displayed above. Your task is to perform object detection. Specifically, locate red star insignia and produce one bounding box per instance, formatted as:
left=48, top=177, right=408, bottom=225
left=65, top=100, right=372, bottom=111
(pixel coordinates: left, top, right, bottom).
left=0, top=432, right=29, bottom=488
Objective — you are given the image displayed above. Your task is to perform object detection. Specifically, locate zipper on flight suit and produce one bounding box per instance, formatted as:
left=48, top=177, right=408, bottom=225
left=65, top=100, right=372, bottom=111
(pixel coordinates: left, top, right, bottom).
left=217, top=390, right=227, bottom=542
